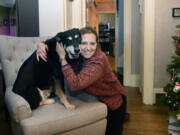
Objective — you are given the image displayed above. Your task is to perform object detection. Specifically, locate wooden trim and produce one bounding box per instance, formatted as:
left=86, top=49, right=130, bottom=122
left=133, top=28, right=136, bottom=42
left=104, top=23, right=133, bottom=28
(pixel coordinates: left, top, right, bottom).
left=60, top=0, right=67, bottom=31
left=142, top=0, right=155, bottom=105
left=123, top=0, right=132, bottom=86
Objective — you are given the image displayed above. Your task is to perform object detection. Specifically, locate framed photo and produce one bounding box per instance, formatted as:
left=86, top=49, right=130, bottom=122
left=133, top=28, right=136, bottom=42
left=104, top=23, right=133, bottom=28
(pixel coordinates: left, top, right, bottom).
left=172, top=8, right=180, bottom=17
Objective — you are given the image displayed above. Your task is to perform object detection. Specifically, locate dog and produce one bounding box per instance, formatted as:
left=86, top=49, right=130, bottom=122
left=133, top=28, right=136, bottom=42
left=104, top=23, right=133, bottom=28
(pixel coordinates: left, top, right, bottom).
left=12, top=28, right=83, bottom=110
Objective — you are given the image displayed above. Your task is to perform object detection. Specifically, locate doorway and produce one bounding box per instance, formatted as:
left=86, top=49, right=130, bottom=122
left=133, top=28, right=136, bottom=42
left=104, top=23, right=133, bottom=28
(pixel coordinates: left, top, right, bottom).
left=86, top=0, right=125, bottom=83
left=86, top=0, right=116, bottom=71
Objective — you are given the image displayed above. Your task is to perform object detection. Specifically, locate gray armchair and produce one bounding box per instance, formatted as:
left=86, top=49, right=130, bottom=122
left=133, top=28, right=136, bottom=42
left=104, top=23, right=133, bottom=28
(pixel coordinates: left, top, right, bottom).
left=0, top=35, right=107, bottom=135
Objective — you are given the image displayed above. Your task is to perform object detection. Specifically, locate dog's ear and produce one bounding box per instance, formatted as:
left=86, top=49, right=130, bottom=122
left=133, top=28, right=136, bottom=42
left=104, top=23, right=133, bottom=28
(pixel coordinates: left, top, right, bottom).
left=56, top=37, right=62, bottom=43
left=55, top=32, right=64, bottom=43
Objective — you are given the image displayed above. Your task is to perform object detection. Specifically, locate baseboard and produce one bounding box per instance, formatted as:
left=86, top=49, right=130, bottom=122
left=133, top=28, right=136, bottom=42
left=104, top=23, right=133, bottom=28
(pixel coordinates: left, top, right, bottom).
left=154, top=88, right=165, bottom=94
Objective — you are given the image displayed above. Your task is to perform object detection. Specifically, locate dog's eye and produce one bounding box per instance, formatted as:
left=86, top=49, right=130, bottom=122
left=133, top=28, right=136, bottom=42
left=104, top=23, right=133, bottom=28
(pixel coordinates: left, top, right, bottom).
left=67, top=37, right=72, bottom=40
left=74, top=35, right=79, bottom=38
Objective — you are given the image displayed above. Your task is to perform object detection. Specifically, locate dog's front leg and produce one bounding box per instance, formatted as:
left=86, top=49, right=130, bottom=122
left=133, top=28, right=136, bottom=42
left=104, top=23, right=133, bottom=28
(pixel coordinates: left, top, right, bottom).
left=55, top=80, right=75, bottom=110
left=38, top=88, right=55, bottom=106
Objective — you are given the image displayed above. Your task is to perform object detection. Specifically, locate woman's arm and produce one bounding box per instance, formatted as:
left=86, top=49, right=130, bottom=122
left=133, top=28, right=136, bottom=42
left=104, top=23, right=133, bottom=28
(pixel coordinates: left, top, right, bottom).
left=62, top=60, right=104, bottom=91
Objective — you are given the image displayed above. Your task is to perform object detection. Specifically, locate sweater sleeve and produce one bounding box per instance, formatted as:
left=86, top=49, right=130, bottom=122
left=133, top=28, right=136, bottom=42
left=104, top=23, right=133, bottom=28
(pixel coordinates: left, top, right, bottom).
left=61, top=59, right=104, bottom=91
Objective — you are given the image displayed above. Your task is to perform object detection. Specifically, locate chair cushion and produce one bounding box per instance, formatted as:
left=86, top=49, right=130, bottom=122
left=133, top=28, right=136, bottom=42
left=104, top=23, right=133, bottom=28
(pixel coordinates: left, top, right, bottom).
left=20, top=96, right=107, bottom=135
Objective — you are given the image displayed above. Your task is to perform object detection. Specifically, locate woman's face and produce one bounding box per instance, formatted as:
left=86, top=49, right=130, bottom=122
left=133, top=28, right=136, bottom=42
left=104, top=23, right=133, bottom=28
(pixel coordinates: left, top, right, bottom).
left=80, top=33, right=97, bottom=59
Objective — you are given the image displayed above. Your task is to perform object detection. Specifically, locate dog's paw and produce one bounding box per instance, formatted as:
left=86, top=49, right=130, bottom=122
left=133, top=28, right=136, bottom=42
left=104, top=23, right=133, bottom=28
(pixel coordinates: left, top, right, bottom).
left=40, top=99, right=55, bottom=106
left=65, top=104, right=75, bottom=110
left=46, top=99, right=55, bottom=104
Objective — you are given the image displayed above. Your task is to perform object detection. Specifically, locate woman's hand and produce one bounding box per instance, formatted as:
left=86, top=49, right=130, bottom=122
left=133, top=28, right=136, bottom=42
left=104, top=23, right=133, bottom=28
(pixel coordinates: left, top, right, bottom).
left=56, top=42, right=66, bottom=61
left=56, top=42, right=67, bottom=65
left=36, top=42, right=48, bottom=62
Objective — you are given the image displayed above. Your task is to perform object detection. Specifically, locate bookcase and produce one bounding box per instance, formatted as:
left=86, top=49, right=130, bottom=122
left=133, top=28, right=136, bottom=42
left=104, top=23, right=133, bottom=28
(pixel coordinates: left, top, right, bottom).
left=99, top=23, right=115, bottom=56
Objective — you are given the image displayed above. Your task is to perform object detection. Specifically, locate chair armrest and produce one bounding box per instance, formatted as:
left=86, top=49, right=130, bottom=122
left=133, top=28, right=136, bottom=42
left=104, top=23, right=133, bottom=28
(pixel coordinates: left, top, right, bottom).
left=5, top=88, right=32, bottom=123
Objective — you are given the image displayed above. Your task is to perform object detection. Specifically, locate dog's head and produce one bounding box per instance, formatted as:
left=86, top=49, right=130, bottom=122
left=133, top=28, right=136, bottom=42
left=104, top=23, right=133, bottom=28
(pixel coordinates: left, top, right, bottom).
left=55, top=28, right=81, bottom=59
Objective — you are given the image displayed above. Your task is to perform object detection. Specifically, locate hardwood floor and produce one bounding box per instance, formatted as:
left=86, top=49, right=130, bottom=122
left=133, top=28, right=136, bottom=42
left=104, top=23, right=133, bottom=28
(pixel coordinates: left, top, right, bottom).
left=123, top=87, right=169, bottom=135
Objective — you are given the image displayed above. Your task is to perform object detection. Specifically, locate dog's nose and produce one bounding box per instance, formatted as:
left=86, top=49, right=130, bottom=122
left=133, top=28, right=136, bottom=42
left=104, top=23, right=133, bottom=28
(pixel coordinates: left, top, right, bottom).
left=75, top=48, right=80, bottom=53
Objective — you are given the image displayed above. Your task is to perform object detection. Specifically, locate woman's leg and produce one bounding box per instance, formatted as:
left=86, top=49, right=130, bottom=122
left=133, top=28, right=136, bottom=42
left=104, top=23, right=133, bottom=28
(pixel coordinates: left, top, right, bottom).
left=105, top=95, right=127, bottom=135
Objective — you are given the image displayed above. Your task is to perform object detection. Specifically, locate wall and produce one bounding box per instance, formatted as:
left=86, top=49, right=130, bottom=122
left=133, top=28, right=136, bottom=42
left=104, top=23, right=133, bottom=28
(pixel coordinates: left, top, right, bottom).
left=39, top=0, right=61, bottom=36
left=154, top=0, right=180, bottom=88
left=39, top=0, right=85, bottom=36
left=131, top=0, right=141, bottom=75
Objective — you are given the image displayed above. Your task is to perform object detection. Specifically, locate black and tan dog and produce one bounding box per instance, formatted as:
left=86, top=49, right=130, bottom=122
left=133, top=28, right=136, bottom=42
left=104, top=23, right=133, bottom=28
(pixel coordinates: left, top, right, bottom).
left=12, top=28, right=83, bottom=110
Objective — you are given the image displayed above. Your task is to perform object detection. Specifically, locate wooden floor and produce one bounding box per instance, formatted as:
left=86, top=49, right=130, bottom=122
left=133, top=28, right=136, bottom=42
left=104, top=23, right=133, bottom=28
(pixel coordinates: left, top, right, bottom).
left=123, top=87, right=169, bottom=135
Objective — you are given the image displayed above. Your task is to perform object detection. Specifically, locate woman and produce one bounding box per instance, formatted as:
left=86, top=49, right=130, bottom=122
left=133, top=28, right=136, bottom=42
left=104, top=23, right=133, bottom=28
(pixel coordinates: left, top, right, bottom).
left=37, top=26, right=127, bottom=135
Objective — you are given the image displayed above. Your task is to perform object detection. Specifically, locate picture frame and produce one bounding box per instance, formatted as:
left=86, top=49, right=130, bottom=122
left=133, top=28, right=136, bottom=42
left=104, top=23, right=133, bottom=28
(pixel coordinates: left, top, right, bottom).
left=172, top=8, right=180, bottom=17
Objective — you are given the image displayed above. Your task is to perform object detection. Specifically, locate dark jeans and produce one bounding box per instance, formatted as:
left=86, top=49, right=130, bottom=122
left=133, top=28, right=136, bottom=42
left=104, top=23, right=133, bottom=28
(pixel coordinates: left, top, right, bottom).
left=105, top=95, right=127, bottom=135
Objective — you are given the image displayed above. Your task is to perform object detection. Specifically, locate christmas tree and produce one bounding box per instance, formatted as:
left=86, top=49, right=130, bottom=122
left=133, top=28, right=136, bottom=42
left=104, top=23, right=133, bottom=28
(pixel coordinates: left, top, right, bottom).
left=161, top=24, right=180, bottom=118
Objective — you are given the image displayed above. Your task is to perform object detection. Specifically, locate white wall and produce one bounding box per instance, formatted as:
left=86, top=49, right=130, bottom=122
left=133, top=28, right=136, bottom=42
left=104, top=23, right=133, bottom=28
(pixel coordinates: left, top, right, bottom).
left=39, top=0, right=61, bottom=36
left=38, top=0, right=86, bottom=36
left=154, top=0, right=180, bottom=88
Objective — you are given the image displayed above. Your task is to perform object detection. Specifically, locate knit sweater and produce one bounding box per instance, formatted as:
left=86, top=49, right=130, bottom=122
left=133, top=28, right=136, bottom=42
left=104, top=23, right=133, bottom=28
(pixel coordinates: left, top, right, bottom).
left=62, top=49, right=126, bottom=110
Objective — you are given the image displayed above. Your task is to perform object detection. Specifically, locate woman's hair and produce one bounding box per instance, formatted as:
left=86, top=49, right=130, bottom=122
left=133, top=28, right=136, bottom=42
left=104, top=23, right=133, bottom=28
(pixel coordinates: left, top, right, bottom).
left=80, top=26, right=99, bottom=44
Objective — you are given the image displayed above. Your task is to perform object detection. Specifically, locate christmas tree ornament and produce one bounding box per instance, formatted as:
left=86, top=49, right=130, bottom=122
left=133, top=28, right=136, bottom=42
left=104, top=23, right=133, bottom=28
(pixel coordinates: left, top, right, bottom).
left=173, top=82, right=180, bottom=93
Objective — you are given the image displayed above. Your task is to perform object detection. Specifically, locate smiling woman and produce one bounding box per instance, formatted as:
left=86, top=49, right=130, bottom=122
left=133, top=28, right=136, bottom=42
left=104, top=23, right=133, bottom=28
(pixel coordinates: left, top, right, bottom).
left=37, top=26, right=127, bottom=135
left=80, top=31, right=98, bottom=59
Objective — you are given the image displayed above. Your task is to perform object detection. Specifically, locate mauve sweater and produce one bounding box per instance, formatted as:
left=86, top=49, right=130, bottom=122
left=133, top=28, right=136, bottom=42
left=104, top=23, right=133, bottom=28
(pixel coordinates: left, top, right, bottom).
left=62, top=49, right=126, bottom=110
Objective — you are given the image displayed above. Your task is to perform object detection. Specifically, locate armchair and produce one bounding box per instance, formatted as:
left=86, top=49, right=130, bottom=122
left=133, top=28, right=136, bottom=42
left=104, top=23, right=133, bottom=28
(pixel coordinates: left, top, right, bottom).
left=0, top=35, right=107, bottom=135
